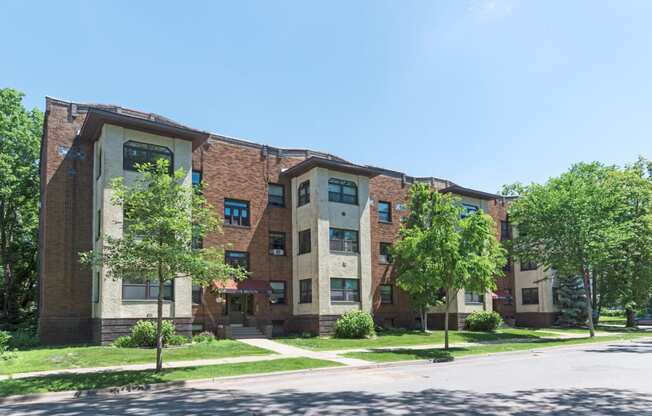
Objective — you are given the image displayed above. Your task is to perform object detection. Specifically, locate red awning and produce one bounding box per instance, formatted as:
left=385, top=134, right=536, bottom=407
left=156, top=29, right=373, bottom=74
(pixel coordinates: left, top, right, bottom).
left=213, top=279, right=271, bottom=295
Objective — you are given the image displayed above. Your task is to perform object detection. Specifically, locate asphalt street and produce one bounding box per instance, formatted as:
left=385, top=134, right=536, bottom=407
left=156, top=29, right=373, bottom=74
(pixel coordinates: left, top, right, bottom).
left=2, top=338, right=651, bottom=415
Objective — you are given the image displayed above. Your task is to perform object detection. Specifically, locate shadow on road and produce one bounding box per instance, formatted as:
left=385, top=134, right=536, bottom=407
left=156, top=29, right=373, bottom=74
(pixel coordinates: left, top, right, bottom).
left=3, top=387, right=652, bottom=415
left=583, top=340, right=652, bottom=354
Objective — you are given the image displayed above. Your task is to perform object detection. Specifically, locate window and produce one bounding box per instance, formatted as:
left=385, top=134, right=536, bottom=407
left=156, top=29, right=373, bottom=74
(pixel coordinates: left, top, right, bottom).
left=96, top=146, right=102, bottom=179
left=328, top=178, right=358, bottom=205
left=504, top=288, right=513, bottom=305
left=300, top=279, right=312, bottom=303
left=522, top=287, right=539, bottom=305
left=96, top=209, right=102, bottom=240
left=464, top=291, right=484, bottom=304
left=298, top=180, right=310, bottom=206
left=93, top=272, right=100, bottom=303
left=269, top=232, right=286, bottom=255
left=380, top=284, right=393, bottom=304
left=379, top=242, right=392, bottom=264
left=270, top=281, right=286, bottom=304
left=331, top=278, right=360, bottom=302
left=191, top=225, right=203, bottom=250
left=122, top=280, right=173, bottom=301
left=500, top=220, right=510, bottom=241
left=224, top=199, right=250, bottom=226
left=378, top=201, right=392, bottom=223
left=298, top=229, right=311, bottom=254
left=268, top=183, right=285, bottom=207
left=461, top=203, right=479, bottom=218
left=123, top=141, right=173, bottom=174
left=503, top=258, right=512, bottom=272
left=520, top=261, right=538, bottom=271
left=192, top=284, right=202, bottom=304
left=552, top=287, right=560, bottom=305
left=225, top=251, right=249, bottom=271
left=192, top=170, right=202, bottom=192
left=329, top=228, right=359, bottom=253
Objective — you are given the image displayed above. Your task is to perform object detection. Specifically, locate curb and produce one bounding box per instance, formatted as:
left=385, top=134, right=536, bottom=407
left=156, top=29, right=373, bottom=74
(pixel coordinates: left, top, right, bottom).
left=1, top=336, right=649, bottom=405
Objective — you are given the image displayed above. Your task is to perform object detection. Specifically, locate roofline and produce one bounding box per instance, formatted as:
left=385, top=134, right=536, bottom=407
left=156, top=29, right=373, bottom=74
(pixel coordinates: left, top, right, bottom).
left=280, top=156, right=378, bottom=178
left=440, top=185, right=502, bottom=200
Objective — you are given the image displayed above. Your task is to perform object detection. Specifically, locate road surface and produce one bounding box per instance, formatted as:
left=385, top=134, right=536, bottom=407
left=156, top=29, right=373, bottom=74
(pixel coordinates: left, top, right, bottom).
left=3, top=338, right=652, bottom=415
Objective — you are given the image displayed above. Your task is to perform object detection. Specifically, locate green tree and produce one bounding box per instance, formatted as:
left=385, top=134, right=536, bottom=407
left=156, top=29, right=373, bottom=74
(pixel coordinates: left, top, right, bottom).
left=80, top=160, right=245, bottom=372
left=0, top=88, right=42, bottom=324
left=598, top=159, right=652, bottom=326
left=509, top=161, right=652, bottom=334
left=393, top=183, right=506, bottom=349
left=555, top=276, right=588, bottom=327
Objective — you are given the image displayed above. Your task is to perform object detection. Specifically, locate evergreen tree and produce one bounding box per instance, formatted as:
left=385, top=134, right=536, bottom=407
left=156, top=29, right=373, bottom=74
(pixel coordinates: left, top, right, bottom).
left=556, top=276, right=588, bottom=327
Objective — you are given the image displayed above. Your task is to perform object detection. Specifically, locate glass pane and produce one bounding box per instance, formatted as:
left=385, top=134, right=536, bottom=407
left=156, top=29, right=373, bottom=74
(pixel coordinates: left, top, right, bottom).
left=345, top=279, right=358, bottom=289
left=123, top=284, right=146, bottom=299
left=331, top=279, right=344, bottom=290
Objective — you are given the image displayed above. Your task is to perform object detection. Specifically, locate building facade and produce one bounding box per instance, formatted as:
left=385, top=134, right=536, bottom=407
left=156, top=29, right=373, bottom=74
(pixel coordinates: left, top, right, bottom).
left=38, top=97, right=558, bottom=345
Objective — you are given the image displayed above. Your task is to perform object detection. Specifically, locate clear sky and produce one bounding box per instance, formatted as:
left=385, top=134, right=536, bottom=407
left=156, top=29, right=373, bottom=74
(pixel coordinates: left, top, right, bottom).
left=2, top=1, right=650, bottom=192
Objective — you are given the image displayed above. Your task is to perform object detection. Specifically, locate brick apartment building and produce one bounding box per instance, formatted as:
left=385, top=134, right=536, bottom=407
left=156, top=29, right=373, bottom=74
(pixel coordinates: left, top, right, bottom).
left=38, top=97, right=558, bottom=345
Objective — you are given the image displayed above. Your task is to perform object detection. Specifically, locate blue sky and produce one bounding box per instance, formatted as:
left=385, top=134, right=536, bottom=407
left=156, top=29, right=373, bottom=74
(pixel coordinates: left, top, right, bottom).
left=2, top=1, right=650, bottom=192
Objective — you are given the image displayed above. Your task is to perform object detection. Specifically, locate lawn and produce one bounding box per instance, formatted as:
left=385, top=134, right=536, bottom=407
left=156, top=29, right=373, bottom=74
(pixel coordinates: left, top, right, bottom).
left=0, top=357, right=342, bottom=397
left=599, top=316, right=627, bottom=325
left=275, top=328, right=568, bottom=351
left=341, top=333, right=649, bottom=363
left=0, top=340, right=272, bottom=375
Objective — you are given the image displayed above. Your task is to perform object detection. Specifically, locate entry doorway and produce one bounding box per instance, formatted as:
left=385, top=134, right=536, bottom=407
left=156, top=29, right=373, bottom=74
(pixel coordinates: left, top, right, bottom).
left=226, top=294, right=255, bottom=324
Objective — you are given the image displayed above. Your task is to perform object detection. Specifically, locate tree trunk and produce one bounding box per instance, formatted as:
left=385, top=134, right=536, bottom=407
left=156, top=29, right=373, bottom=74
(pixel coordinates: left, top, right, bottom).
left=444, top=288, right=450, bottom=350
left=155, top=266, right=164, bottom=373
left=592, top=272, right=600, bottom=324
left=422, top=306, right=428, bottom=332
left=582, top=268, right=596, bottom=337
left=626, top=309, right=636, bottom=327
left=2, top=263, right=12, bottom=321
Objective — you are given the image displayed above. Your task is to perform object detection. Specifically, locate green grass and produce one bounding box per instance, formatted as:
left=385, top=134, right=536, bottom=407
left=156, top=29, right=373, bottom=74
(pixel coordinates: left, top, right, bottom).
left=342, top=333, right=649, bottom=363
left=0, top=340, right=272, bottom=375
left=275, top=328, right=567, bottom=351
left=599, top=316, right=627, bottom=325
left=0, top=357, right=341, bottom=397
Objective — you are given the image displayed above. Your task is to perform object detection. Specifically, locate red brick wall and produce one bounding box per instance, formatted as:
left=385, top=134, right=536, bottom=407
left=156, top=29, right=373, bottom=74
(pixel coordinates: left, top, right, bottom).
left=488, top=199, right=515, bottom=319
left=39, top=99, right=94, bottom=344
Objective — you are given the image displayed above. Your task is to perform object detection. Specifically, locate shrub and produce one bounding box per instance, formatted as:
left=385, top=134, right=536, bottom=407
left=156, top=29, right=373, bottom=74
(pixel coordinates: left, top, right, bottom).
left=8, top=329, right=39, bottom=349
left=0, top=331, right=15, bottom=360
left=465, top=311, right=502, bottom=332
left=167, top=334, right=189, bottom=346
left=130, top=320, right=176, bottom=347
left=192, top=331, right=216, bottom=343
left=334, top=311, right=375, bottom=338
left=113, top=335, right=135, bottom=348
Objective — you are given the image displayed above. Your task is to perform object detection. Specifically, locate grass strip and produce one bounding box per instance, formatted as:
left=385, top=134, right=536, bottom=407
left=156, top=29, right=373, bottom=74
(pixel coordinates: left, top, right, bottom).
left=0, top=340, right=272, bottom=375
left=341, top=333, right=649, bottom=363
left=0, top=357, right=342, bottom=397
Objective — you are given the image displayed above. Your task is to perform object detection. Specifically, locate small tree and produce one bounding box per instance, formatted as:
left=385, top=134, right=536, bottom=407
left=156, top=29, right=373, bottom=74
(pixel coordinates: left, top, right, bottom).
left=555, top=276, right=588, bottom=327
left=394, top=183, right=506, bottom=349
left=80, top=160, right=245, bottom=372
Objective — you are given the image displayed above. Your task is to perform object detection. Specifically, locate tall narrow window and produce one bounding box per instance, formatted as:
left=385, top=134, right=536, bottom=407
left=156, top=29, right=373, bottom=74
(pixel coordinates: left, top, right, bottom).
left=96, top=209, right=102, bottom=240
left=268, top=184, right=285, bottom=207
left=300, top=279, right=312, bottom=303
left=96, top=146, right=102, bottom=179
left=379, top=242, right=392, bottom=264
left=378, top=201, right=392, bottom=223
left=225, top=251, right=249, bottom=271
left=192, top=284, right=202, bottom=304
left=328, top=178, right=358, bottom=204
left=192, top=170, right=202, bottom=192
left=269, top=232, right=286, bottom=255
left=224, top=199, right=250, bottom=226
left=123, top=141, right=173, bottom=174
left=270, top=281, right=286, bottom=304
left=500, top=220, right=510, bottom=241
left=93, top=272, right=100, bottom=303
left=298, top=229, right=311, bottom=254
left=329, top=228, right=359, bottom=253
left=380, top=284, right=393, bottom=304
left=298, top=181, right=310, bottom=206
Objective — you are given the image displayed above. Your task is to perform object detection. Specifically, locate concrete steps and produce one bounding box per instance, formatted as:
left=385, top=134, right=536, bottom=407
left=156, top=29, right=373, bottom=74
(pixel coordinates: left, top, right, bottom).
left=230, top=326, right=266, bottom=339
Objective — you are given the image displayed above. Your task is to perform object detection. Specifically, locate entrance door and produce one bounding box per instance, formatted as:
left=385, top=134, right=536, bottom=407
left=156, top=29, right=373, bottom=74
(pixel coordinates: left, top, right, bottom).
left=228, top=294, right=244, bottom=324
